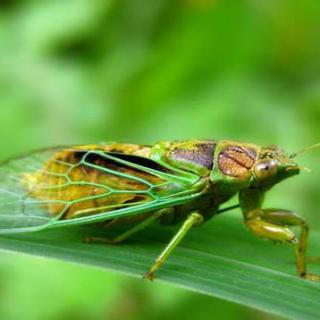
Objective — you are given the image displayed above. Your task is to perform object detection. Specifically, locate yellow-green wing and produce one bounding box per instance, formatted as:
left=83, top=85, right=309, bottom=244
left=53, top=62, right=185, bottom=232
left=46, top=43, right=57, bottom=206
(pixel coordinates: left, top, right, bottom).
left=0, top=145, right=205, bottom=233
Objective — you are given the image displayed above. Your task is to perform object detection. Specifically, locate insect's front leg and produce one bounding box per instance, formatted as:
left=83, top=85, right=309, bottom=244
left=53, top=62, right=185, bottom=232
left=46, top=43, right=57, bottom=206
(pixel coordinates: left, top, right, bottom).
left=240, top=188, right=320, bottom=282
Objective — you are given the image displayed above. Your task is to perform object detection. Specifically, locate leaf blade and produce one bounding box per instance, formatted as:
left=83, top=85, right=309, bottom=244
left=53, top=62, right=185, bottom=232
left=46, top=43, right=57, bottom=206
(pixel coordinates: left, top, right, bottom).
left=0, top=213, right=319, bottom=320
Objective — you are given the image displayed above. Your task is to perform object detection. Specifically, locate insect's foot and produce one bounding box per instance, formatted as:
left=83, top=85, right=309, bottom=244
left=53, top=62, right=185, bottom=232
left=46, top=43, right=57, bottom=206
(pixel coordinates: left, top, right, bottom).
left=143, top=271, right=155, bottom=281
left=303, top=274, right=320, bottom=282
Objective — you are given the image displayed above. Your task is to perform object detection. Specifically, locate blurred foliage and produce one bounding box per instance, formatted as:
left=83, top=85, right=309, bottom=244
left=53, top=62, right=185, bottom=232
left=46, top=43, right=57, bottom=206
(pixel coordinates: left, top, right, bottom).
left=0, top=0, right=319, bottom=319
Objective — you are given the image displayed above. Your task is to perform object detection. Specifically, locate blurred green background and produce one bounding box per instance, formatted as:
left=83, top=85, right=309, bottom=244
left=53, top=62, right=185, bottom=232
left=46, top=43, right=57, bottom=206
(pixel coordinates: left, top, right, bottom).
left=0, top=0, right=319, bottom=319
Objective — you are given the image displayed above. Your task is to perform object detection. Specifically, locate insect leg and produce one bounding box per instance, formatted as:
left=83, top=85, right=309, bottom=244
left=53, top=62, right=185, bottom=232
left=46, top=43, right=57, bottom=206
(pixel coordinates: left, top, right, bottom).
left=144, top=211, right=204, bottom=281
left=84, top=208, right=172, bottom=245
left=244, top=208, right=320, bottom=281
left=240, top=188, right=320, bottom=281
left=245, top=208, right=319, bottom=281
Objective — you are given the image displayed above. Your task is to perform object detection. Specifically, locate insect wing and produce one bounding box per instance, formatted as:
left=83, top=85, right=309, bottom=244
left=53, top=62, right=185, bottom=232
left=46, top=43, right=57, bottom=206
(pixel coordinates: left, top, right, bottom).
left=0, top=146, right=204, bottom=233
left=0, top=148, right=68, bottom=233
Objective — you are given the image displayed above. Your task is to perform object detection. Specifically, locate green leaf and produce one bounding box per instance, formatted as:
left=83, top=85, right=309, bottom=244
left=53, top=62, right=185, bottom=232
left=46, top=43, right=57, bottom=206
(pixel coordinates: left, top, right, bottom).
left=0, top=213, right=319, bottom=320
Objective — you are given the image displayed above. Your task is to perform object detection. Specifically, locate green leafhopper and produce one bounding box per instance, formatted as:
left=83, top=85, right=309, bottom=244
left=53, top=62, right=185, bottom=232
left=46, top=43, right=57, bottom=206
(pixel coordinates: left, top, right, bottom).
left=0, top=140, right=319, bottom=281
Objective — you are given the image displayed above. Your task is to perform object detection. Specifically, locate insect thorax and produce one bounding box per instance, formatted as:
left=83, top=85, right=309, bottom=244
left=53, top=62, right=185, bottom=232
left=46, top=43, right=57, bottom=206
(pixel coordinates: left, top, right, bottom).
left=149, top=140, right=260, bottom=222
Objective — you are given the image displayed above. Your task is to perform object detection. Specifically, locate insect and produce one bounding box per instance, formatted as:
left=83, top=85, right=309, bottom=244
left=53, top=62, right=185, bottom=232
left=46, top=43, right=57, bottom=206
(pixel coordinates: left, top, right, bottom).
left=0, top=139, right=319, bottom=281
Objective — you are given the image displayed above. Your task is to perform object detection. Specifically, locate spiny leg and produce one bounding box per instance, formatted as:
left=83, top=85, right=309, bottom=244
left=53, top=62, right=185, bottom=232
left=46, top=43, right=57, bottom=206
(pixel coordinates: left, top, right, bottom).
left=244, top=208, right=320, bottom=281
left=83, top=208, right=172, bottom=245
left=144, top=211, right=204, bottom=281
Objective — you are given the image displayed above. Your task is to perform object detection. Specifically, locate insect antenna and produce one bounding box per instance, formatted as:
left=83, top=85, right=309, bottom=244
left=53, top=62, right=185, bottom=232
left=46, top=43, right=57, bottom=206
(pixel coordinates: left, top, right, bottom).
left=299, top=166, right=312, bottom=173
left=289, top=142, right=320, bottom=159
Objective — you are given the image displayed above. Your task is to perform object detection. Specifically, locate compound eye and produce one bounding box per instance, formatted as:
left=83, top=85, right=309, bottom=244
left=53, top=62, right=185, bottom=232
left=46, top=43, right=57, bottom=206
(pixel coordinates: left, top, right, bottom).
left=254, top=160, right=278, bottom=179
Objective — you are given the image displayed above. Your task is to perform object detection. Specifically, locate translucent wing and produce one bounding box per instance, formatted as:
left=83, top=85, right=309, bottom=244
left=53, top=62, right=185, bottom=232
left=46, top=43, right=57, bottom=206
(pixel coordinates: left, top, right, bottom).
left=0, top=148, right=66, bottom=232
left=0, top=145, right=204, bottom=233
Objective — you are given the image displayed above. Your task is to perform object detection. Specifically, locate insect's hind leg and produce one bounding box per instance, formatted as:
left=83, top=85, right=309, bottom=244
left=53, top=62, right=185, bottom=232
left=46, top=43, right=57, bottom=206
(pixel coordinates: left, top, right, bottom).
left=84, top=208, right=172, bottom=245
left=145, top=211, right=204, bottom=281
left=244, top=208, right=320, bottom=281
